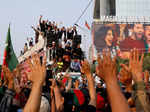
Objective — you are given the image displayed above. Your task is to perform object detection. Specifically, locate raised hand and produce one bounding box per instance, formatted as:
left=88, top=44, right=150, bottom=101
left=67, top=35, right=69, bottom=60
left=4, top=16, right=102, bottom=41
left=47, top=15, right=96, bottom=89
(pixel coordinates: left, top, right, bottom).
left=23, top=54, right=47, bottom=112
left=119, top=64, right=132, bottom=86
left=97, top=50, right=130, bottom=112
left=40, top=15, right=43, bottom=18
left=26, top=54, right=46, bottom=85
left=81, top=60, right=96, bottom=107
left=128, top=49, right=150, bottom=112
left=96, top=50, right=117, bottom=83
left=2, top=66, right=14, bottom=82
left=81, top=60, right=91, bottom=76
left=13, top=64, right=21, bottom=78
left=13, top=65, right=22, bottom=93
left=129, top=49, right=144, bottom=80
left=49, top=79, right=57, bottom=88
left=2, top=66, right=14, bottom=89
left=49, top=79, right=64, bottom=111
left=122, top=49, right=144, bottom=82
left=31, top=26, right=34, bottom=29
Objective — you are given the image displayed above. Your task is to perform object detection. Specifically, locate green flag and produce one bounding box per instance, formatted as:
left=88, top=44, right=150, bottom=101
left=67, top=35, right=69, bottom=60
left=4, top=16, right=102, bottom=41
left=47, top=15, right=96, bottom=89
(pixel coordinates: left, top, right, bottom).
left=2, top=26, right=18, bottom=72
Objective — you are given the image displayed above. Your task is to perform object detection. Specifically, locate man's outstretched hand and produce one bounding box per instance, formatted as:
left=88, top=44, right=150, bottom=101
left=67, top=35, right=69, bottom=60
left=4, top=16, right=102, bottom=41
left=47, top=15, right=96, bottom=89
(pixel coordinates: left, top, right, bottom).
left=96, top=50, right=130, bottom=112
left=121, top=49, right=144, bottom=82
left=2, top=66, right=15, bottom=89
left=96, top=50, right=117, bottom=84
left=120, top=64, right=132, bottom=86
left=81, top=60, right=91, bottom=76
left=26, top=54, right=46, bottom=85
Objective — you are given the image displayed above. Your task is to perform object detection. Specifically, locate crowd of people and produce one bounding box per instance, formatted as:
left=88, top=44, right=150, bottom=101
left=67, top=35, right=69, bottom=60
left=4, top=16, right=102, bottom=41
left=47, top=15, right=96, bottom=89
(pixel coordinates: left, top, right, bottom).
left=0, top=48, right=150, bottom=112
left=21, top=15, right=84, bottom=73
left=0, top=16, right=150, bottom=112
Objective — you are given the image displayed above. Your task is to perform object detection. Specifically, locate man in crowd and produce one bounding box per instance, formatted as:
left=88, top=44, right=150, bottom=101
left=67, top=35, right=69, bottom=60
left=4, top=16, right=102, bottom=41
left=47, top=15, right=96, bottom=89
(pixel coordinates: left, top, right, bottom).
left=72, top=44, right=84, bottom=60
left=119, top=24, right=145, bottom=58
left=46, top=26, right=55, bottom=46
left=56, top=44, right=65, bottom=59
left=70, top=57, right=81, bottom=72
left=48, top=41, right=57, bottom=61
left=58, top=27, right=66, bottom=41
left=31, top=26, right=40, bottom=43
left=39, top=15, right=47, bottom=33
left=23, top=43, right=28, bottom=54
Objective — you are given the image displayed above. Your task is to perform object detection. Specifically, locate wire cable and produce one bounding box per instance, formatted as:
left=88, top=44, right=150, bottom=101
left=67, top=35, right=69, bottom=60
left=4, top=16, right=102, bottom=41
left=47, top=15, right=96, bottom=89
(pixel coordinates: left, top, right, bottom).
left=74, top=0, right=93, bottom=25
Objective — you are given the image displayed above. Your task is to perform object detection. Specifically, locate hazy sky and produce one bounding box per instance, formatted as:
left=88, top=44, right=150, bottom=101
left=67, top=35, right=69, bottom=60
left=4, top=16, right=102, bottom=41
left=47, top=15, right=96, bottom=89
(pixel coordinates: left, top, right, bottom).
left=0, top=0, right=94, bottom=64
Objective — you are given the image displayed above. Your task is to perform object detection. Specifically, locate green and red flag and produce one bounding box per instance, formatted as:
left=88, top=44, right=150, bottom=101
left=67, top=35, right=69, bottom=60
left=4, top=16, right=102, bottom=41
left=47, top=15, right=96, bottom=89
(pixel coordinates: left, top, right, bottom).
left=1, top=25, right=18, bottom=80
left=70, top=89, right=85, bottom=106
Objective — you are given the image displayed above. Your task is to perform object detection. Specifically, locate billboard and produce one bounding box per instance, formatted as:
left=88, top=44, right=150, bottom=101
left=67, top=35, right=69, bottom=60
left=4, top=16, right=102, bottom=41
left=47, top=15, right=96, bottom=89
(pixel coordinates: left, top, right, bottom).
left=93, top=23, right=150, bottom=58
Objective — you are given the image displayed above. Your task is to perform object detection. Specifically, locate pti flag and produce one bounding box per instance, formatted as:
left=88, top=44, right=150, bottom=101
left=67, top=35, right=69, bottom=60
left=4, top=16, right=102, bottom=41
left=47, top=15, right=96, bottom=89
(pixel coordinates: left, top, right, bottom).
left=1, top=25, right=18, bottom=80
left=85, top=21, right=91, bottom=30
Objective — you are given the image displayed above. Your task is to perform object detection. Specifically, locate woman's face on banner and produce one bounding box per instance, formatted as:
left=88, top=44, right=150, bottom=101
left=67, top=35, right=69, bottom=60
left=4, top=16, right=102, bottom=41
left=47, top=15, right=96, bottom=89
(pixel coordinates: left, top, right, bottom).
left=105, top=30, right=114, bottom=46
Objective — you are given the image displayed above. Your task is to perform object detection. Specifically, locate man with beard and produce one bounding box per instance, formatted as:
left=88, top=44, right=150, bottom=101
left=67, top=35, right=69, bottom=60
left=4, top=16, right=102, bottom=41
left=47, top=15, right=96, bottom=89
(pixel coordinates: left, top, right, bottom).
left=119, top=24, right=145, bottom=58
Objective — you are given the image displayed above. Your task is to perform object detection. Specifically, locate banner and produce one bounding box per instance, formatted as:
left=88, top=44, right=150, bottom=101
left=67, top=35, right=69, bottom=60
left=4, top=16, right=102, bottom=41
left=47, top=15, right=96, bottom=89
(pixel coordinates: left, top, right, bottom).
left=93, top=23, right=150, bottom=58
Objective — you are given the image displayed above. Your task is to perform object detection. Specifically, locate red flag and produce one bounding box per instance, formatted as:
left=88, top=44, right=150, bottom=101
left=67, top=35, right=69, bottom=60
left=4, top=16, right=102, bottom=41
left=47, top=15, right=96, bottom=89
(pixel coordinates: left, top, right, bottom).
left=85, top=21, right=91, bottom=30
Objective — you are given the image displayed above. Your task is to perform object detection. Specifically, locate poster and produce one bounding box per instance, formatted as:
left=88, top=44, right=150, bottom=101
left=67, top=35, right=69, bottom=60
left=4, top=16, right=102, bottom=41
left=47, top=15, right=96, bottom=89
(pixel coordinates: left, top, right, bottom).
left=93, top=23, right=150, bottom=58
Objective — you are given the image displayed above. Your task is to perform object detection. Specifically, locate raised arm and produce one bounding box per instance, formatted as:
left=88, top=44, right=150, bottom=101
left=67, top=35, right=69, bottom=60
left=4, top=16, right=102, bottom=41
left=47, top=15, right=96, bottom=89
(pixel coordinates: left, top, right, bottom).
left=23, top=54, right=46, bottom=112
left=31, top=26, right=40, bottom=33
left=96, top=50, right=130, bottom=112
left=81, top=60, right=96, bottom=107
left=39, top=15, right=42, bottom=24
left=50, top=86, right=56, bottom=112
left=50, top=79, right=64, bottom=112
left=31, top=26, right=37, bottom=31
left=126, top=49, right=150, bottom=112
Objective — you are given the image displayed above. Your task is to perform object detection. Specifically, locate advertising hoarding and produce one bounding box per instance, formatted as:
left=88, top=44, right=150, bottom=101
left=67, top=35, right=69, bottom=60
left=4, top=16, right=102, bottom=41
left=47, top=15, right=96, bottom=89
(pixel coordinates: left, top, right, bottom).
left=93, top=23, right=150, bottom=58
